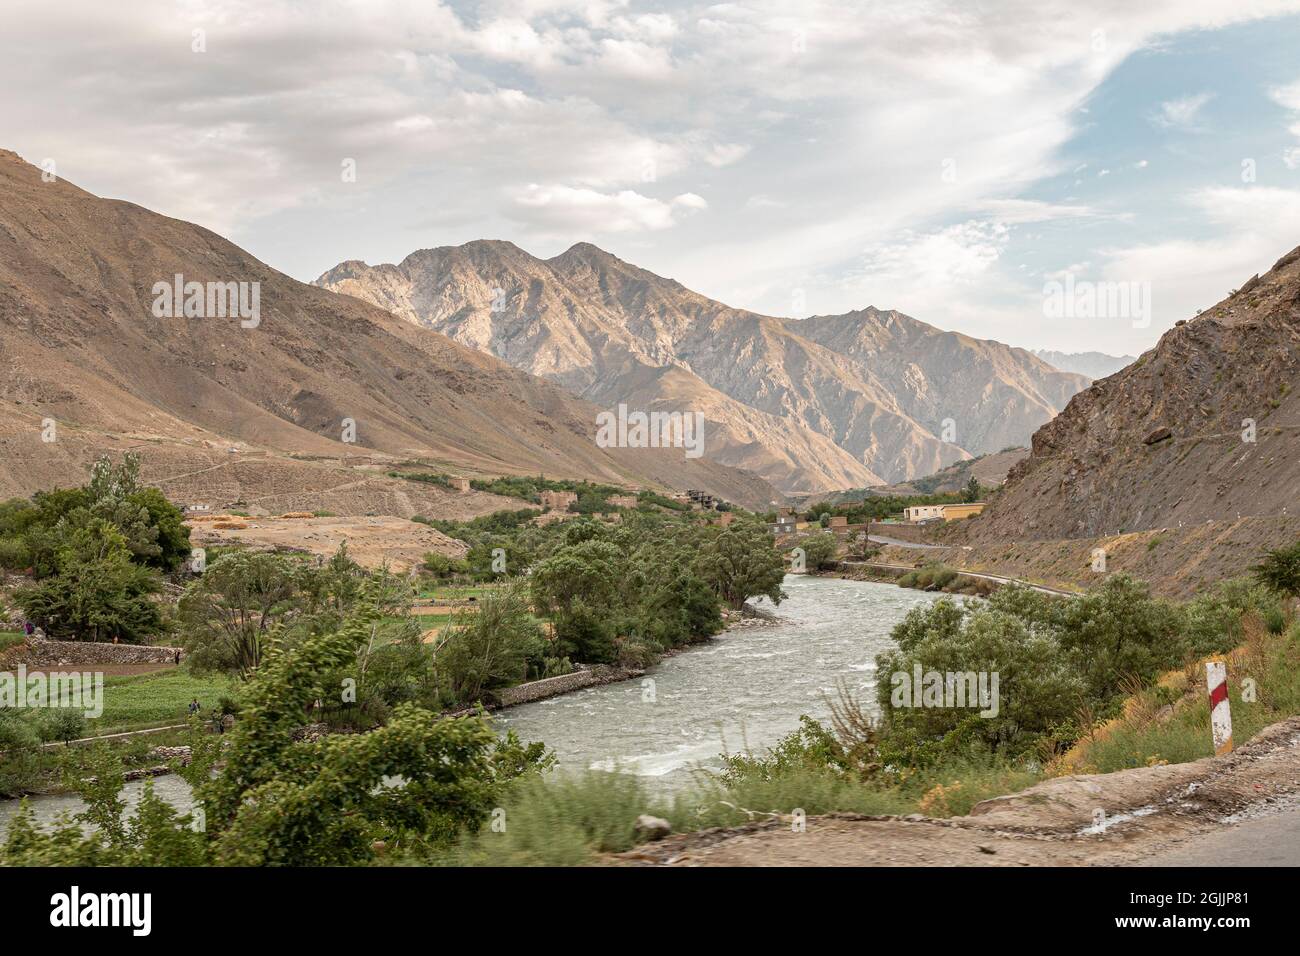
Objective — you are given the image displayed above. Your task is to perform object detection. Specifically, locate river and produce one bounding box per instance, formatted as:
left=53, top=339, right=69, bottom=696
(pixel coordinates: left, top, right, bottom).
left=0, top=575, right=940, bottom=832
left=496, top=574, right=940, bottom=787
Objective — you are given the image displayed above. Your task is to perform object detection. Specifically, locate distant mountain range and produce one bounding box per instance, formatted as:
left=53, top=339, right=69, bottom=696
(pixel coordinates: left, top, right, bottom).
left=318, top=243, right=1089, bottom=494
left=1032, top=349, right=1135, bottom=379
left=0, top=150, right=775, bottom=511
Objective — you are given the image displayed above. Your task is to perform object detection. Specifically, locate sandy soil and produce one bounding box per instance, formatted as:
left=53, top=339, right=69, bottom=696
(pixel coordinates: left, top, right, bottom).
left=189, top=515, right=468, bottom=570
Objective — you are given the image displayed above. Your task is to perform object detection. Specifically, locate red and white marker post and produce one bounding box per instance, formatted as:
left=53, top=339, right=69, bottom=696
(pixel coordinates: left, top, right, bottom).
left=1205, top=658, right=1233, bottom=756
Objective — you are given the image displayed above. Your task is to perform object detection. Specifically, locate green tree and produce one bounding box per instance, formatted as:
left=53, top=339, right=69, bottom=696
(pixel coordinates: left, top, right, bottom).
left=962, top=476, right=982, bottom=503
left=799, top=531, right=839, bottom=571
left=433, top=584, right=547, bottom=704
left=14, top=522, right=165, bottom=642
left=696, top=521, right=786, bottom=609
left=177, top=551, right=303, bottom=675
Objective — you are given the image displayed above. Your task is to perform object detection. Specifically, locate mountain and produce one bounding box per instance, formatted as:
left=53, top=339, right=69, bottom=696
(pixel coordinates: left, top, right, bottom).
left=0, top=150, right=777, bottom=512
left=1032, top=349, right=1135, bottom=379
left=317, top=243, right=1089, bottom=494
left=977, top=248, right=1300, bottom=541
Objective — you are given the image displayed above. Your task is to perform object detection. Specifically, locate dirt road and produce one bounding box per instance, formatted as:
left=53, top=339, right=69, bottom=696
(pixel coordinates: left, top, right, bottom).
left=615, top=717, right=1300, bottom=867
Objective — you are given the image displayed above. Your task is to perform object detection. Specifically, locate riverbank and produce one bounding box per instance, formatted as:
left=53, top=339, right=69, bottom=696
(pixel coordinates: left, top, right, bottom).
left=479, top=603, right=788, bottom=711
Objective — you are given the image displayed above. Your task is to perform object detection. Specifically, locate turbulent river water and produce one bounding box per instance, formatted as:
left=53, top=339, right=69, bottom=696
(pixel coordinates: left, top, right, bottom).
left=496, top=574, right=941, bottom=788
left=0, top=575, right=941, bottom=832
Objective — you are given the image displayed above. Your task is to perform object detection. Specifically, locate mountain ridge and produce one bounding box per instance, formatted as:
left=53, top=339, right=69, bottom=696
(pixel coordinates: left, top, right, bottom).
left=0, top=149, right=778, bottom=511
left=317, top=242, right=1090, bottom=494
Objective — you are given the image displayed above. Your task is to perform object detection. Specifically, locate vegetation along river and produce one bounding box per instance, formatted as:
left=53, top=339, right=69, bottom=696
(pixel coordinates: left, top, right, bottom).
left=0, top=575, right=943, bottom=831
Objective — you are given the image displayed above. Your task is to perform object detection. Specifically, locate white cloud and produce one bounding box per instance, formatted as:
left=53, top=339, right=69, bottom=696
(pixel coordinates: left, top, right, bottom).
left=1093, top=186, right=1300, bottom=334
left=1, top=0, right=1299, bottom=347
left=1152, top=92, right=1214, bottom=129
left=507, top=184, right=706, bottom=234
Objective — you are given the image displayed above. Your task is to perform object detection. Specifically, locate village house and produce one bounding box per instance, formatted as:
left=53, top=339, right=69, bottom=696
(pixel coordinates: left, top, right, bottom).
left=770, top=513, right=799, bottom=534
left=540, top=490, right=578, bottom=512
left=903, top=504, right=946, bottom=522
left=940, top=502, right=986, bottom=521
left=903, top=502, right=987, bottom=522
left=448, top=476, right=471, bottom=493
left=607, top=494, right=639, bottom=509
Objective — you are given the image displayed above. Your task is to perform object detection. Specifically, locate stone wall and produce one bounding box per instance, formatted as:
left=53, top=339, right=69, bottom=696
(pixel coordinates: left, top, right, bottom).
left=495, top=668, right=601, bottom=707
left=18, top=637, right=182, bottom=667
left=868, top=521, right=936, bottom=544
left=494, top=664, right=642, bottom=707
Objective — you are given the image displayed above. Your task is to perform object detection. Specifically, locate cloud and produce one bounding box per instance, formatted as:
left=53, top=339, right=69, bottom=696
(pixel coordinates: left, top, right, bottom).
left=1095, top=186, right=1300, bottom=329
left=1270, top=79, right=1300, bottom=166
left=1151, top=92, right=1214, bottom=129
left=507, top=183, right=707, bottom=234
left=1, top=0, right=1299, bottom=343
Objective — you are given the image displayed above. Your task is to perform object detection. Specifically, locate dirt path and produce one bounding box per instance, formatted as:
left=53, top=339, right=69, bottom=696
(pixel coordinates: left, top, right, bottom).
left=614, top=717, right=1300, bottom=867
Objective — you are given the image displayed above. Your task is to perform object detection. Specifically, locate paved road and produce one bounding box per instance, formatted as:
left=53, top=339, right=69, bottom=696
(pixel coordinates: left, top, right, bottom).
left=1142, top=807, right=1300, bottom=866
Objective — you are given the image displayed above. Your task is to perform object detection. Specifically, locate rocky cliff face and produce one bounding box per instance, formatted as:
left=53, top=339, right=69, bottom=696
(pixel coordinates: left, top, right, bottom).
left=976, top=247, right=1300, bottom=540
left=318, top=242, right=1089, bottom=494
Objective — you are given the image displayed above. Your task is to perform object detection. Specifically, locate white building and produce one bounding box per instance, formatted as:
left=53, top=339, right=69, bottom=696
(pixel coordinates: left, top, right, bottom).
left=903, top=505, right=946, bottom=522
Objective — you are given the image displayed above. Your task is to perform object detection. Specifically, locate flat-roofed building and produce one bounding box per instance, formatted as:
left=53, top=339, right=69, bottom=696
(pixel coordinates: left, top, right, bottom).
left=903, top=504, right=946, bottom=522
left=940, top=502, right=986, bottom=521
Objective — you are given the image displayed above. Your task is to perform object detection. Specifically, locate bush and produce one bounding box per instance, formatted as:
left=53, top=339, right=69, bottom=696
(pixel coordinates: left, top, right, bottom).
left=40, top=709, right=87, bottom=746
left=434, top=585, right=547, bottom=705
left=0, top=536, right=31, bottom=571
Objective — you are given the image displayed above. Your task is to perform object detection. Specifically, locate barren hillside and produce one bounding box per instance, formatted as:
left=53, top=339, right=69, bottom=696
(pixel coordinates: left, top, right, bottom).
left=974, top=246, right=1300, bottom=541
left=0, top=150, right=776, bottom=511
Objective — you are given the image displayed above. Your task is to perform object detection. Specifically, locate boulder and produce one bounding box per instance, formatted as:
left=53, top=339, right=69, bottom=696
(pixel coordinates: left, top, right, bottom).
left=633, top=814, right=673, bottom=842
left=1142, top=426, right=1173, bottom=445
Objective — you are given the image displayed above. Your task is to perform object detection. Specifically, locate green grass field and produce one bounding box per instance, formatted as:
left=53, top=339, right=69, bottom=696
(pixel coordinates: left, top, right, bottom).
left=18, top=668, right=243, bottom=737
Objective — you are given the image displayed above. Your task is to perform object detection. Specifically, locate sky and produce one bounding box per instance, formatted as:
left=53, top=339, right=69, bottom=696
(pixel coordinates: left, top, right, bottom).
left=5, top=0, right=1300, bottom=356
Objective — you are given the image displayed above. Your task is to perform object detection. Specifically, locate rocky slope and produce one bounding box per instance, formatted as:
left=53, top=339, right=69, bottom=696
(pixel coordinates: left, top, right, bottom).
left=0, top=150, right=776, bottom=511
left=317, top=243, right=1089, bottom=494
left=975, top=246, right=1300, bottom=541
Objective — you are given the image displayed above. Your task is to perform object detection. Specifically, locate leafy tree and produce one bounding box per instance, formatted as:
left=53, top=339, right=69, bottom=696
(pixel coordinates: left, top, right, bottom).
left=1050, top=574, right=1183, bottom=700
left=122, top=486, right=191, bottom=571
left=530, top=540, right=624, bottom=620
left=962, top=476, right=982, bottom=503
left=877, top=600, right=1085, bottom=757
left=422, top=551, right=468, bottom=579
left=696, top=521, right=786, bottom=609
left=433, top=584, right=547, bottom=704
left=40, top=709, right=87, bottom=746
left=177, top=550, right=303, bottom=675
left=799, top=531, right=839, bottom=571
left=14, top=522, right=165, bottom=642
